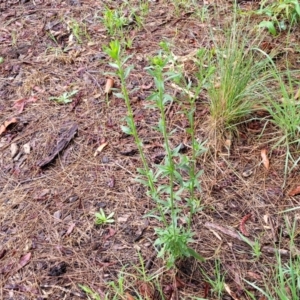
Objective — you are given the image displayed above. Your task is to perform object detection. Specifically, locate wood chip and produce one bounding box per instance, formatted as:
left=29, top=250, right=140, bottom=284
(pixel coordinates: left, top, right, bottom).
left=224, top=283, right=240, bottom=300
left=11, top=143, right=19, bottom=158
left=94, top=142, right=108, bottom=156
left=38, top=123, right=78, bottom=167
left=23, top=143, right=30, bottom=154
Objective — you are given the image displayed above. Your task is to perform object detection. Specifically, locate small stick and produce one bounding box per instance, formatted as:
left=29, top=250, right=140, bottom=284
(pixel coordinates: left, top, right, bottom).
left=204, top=222, right=289, bottom=256
left=40, top=284, right=83, bottom=297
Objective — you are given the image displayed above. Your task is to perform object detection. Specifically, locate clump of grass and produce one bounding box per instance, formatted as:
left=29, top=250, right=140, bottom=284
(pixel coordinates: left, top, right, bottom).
left=68, top=19, right=89, bottom=44
left=201, top=259, right=226, bottom=299
left=240, top=235, right=262, bottom=261
left=255, top=48, right=300, bottom=180
left=170, top=0, right=198, bottom=15
left=101, top=4, right=145, bottom=38
left=208, top=18, right=269, bottom=138
left=265, top=75, right=300, bottom=178
left=102, top=7, right=128, bottom=36
left=79, top=284, right=102, bottom=300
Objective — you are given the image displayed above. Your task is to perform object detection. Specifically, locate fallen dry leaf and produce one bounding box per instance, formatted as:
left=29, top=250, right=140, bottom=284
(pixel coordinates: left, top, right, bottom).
left=104, top=227, right=116, bottom=241
left=27, top=96, right=38, bottom=103
left=163, top=284, right=174, bottom=299
left=13, top=96, right=37, bottom=114
left=33, top=86, right=45, bottom=93
left=125, top=292, right=135, bottom=300
left=261, top=149, right=269, bottom=170
left=263, top=214, right=269, bottom=225
left=224, top=283, right=240, bottom=300
left=117, top=215, right=130, bottom=223
left=108, top=176, right=115, bottom=188
left=247, top=271, right=262, bottom=281
left=242, top=168, right=253, bottom=177
left=0, top=117, right=18, bottom=135
left=224, top=264, right=243, bottom=292
left=34, top=189, right=50, bottom=200
left=139, top=282, right=154, bottom=299
left=97, top=261, right=116, bottom=268
left=104, top=77, right=114, bottom=94
left=16, top=253, right=31, bottom=272
left=11, top=143, right=19, bottom=158
left=94, top=142, right=108, bottom=157
left=66, top=223, right=76, bottom=235
left=13, top=98, right=25, bottom=113
left=288, top=186, right=300, bottom=196
left=224, top=138, right=231, bottom=150
left=23, top=143, right=31, bottom=154
left=175, top=276, right=185, bottom=289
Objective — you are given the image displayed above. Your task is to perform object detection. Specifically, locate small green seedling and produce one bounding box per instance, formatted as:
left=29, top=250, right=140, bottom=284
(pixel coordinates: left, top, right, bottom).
left=68, top=19, right=89, bottom=43
left=95, top=208, right=114, bottom=225
left=102, top=7, right=128, bottom=36
left=201, top=259, right=225, bottom=298
left=0, top=57, right=4, bottom=64
left=239, top=234, right=262, bottom=260
left=49, top=90, right=78, bottom=104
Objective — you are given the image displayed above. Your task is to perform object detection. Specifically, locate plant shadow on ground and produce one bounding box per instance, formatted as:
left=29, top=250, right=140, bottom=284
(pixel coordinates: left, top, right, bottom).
left=0, top=0, right=300, bottom=299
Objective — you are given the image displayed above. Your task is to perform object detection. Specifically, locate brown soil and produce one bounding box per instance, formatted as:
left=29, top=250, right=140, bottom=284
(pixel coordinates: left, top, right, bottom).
left=0, top=0, right=300, bottom=299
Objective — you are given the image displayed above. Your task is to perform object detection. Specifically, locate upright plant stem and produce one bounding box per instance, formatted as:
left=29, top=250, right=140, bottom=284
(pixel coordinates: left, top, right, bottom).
left=117, top=58, right=155, bottom=193
left=155, top=66, right=176, bottom=231
left=188, top=101, right=196, bottom=229
left=115, top=54, right=168, bottom=226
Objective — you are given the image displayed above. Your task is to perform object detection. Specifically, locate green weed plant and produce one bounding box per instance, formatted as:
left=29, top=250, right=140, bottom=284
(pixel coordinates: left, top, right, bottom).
left=257, top=0, right=300, bottom=35
left=104, top=40, right=208, bottom=268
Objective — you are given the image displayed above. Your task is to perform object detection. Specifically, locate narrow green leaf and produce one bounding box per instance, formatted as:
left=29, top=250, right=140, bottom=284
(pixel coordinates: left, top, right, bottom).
left=107, top=212, right=115, bottom=219
left=121, top=125, right=132, bottom=135
left=114, top=92, right=124, bottom=99
left=124, top=65, right=134, bottom=79
left=78, top=284, right=93, bottom=294
left=109, top=62, right=119, bottom=69
left=187, top=247, right=205, bottom=262
left=258, top=20, right=277, bottom=36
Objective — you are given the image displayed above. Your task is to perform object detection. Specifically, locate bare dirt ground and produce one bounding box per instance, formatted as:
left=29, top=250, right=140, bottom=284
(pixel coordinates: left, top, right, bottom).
left=1, top=0, right=300, bottom=299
